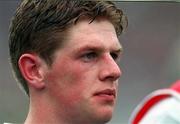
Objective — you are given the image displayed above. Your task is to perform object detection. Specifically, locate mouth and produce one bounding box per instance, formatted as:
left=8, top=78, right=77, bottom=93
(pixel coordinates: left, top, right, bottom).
left=93, top=89, right=116, bottom=100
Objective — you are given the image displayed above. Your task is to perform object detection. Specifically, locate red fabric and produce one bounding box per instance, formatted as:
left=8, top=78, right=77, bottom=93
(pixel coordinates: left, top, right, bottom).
left=170, top=80, right=180, bottom=93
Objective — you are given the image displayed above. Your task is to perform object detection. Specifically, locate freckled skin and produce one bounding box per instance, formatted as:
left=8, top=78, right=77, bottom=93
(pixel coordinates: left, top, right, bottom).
left=40, top=18, right=122, bottom=124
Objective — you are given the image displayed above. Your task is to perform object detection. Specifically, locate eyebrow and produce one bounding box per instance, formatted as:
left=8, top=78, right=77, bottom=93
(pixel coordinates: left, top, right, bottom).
left=74, top=44, right=123, bottom=54
left=74, top=45, right=103, bottom=54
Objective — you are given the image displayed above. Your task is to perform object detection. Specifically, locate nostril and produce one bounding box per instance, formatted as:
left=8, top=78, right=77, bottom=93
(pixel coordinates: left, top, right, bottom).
left=99, top=65, right=121, bottom=82
left=111, top=63, right=122, bottom=80
left=111, top=68, right=121, bottom=81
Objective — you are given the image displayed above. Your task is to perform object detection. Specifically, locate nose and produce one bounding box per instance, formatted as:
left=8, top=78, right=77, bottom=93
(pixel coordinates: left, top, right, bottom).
left=99, top=54, right=122, bottom=82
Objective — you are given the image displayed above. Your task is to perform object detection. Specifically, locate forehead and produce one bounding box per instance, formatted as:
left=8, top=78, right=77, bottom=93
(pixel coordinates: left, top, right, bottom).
left=63, top=18, right=122, bottom=50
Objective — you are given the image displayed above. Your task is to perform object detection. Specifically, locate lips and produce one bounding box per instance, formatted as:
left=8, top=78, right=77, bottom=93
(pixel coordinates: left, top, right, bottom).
left=94, top=89, right=116, bottom=98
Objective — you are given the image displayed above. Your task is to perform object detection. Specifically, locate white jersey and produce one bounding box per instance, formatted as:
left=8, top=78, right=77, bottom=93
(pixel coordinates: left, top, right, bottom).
left=129, top=80, right=180, bottom=124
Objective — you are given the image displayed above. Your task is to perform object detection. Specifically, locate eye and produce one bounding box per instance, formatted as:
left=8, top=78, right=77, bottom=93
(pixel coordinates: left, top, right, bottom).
left=81, top=51, right=98, bottom=62
left=110, top=52, right=120, bottom=61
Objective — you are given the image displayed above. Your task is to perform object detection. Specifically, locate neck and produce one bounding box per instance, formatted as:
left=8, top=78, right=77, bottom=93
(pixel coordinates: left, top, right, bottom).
left=24, top=92, right=66, bottom=124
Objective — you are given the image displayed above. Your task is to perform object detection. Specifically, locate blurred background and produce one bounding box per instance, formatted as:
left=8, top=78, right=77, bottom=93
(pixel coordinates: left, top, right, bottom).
left=0, top=1, right=179, bottom=124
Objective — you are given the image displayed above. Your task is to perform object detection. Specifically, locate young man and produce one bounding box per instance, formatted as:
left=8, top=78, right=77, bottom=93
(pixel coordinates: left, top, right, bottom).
left=9, top=0, right=127, bottom=124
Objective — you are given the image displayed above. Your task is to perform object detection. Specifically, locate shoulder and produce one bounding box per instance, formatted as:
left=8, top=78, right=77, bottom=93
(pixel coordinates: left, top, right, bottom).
left=140, top=97, right=180, bottom=124
left=129, top=88, right=180, bottom=124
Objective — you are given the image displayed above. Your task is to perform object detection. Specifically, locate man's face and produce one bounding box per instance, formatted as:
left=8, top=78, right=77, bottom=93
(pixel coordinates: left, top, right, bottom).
left=44, top=18, right=122, bottom=124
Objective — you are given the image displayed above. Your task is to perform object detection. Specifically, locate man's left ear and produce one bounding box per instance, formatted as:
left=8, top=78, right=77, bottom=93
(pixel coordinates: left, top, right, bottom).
left=18, top=53, right=47, bottom=90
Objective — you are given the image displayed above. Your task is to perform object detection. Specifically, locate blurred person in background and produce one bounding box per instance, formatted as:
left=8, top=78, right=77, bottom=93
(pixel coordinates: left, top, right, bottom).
left=130, top=80, right=180, bottom=124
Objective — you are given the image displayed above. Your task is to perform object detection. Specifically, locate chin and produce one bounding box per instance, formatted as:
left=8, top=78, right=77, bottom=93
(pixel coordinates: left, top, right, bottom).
left=94, top=108, right=114, bottom=123
left=103, top=112, right=113, bottom=122
left=95, top=115, right=113, bottom=124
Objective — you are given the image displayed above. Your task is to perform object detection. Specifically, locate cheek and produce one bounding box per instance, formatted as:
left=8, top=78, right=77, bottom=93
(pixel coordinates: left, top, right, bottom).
left=47, top=59, right=85, bottom=86
left=45, top=60, right=90, bottom=104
